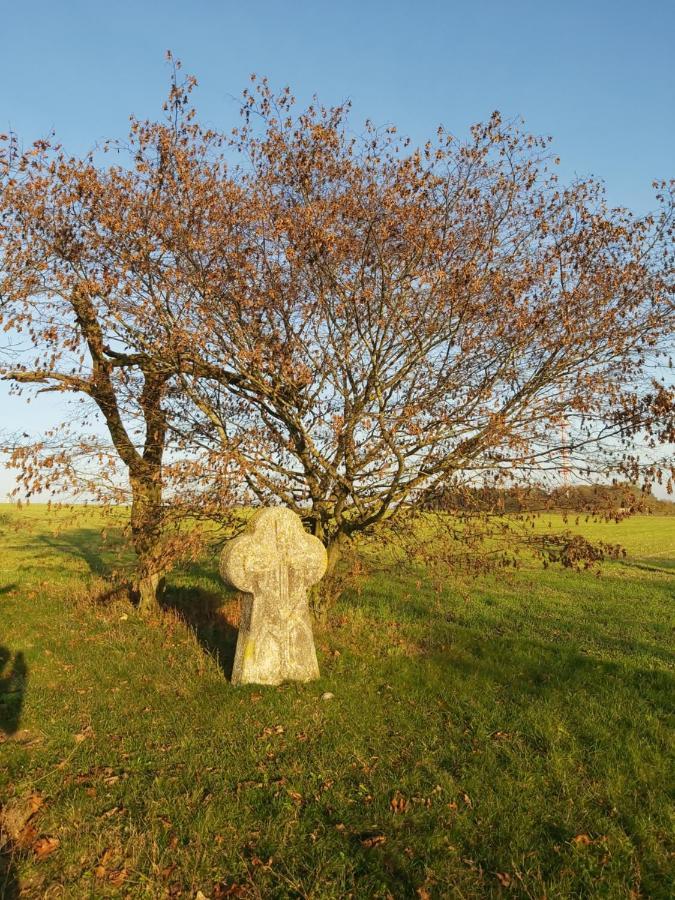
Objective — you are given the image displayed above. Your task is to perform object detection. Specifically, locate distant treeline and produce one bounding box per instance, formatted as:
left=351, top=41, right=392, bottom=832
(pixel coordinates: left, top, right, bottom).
left=423, top=483, right=675, bottom=515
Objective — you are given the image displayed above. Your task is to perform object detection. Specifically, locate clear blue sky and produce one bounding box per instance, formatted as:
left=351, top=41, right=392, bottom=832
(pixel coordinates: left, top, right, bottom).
left=1, top=0, right=674, bottom=497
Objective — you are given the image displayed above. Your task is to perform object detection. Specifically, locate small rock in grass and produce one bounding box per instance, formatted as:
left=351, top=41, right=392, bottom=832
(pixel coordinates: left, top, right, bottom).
left=321, top=692, right=335, bottom=701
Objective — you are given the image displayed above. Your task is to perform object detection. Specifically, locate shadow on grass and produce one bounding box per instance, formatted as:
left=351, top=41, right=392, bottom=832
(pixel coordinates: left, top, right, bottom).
left=0, top=848, right=19, bottom=900
left=620, top=558, right=675, bottom=574
left=163, top=582, right=239, bottom=680
left=0, top=646, right=27, bottom=737
left=1, top=646, right=26, bottom=898
left=427, top=633, right=675, bottom=723
left=0, top=584, right=17, bottom=596
left=31, top=528, right=242, bottom=676
left=32, top=528, right=127, bottom=577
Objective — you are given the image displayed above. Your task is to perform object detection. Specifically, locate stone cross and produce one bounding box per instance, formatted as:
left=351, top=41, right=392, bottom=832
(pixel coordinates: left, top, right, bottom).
left=220, top=507, right=327, bottom=685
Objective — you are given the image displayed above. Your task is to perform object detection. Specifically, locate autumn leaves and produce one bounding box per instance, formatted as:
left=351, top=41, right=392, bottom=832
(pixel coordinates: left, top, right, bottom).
left=1, top=68, right=673, bottom=608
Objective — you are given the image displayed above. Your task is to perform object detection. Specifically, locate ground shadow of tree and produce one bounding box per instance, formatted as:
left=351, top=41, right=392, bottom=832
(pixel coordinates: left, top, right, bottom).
left=1, top=645, right=27, bottom=900
left=33, top=528, right=241, bottom=676
left=428, top=631, right=675, bottom=721
left=33, top=528, right=127, bottom=577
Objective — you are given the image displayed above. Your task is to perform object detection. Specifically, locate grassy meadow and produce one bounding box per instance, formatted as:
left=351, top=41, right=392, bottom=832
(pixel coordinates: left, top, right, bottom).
left=1, top=504, right=674, bottom=898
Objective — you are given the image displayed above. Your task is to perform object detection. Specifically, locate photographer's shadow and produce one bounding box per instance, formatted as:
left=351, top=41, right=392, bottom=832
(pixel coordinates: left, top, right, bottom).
left=0, top=646, right=27, bottom=737
left=1, top=644, right=27, bottom=900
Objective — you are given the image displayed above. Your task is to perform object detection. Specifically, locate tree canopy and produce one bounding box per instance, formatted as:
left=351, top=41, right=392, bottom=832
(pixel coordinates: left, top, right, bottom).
left=2, top=64, right=673, bottom=609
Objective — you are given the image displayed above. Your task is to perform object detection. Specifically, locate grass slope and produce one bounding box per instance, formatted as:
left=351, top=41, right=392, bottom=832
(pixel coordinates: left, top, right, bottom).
left=1, top=505, right=674, bottom=898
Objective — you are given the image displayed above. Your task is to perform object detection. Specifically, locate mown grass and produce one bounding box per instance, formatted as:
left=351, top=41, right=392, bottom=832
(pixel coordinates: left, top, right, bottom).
left=1, top=504, right=673, bottom=898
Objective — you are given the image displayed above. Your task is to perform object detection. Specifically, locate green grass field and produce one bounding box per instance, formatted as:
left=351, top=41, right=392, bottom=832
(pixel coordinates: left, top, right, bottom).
left=1, top=505, right=673, bottom=898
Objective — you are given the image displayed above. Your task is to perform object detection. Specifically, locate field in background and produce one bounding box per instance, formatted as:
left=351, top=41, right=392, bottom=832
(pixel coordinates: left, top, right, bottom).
left=1, top=504, right=673, bottom=898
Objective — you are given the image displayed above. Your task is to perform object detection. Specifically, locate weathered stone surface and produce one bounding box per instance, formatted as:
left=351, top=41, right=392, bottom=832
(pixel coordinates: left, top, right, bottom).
left=220, top=508, right=327, bottom=685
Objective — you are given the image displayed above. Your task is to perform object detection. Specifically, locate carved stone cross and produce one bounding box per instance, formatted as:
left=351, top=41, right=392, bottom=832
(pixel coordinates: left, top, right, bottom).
left=220, top=507, right=327, bottom=685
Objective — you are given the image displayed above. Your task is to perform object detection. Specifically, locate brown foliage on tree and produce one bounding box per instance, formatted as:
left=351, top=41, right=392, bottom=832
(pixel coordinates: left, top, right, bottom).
left=176, top=79, right=675, bottom=596
left=1, top=65, right=674, bottom=611
left=0, top=60, right=246, bottom=612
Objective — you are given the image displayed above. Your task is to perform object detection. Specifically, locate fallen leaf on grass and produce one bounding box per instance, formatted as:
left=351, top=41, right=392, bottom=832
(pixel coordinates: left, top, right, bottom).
left=259, top=724, right=284, bottom=738
left=108, top=869, right=128, bottom=886
left=0, top=793, right=45, bottom=842
left=496, top=871, right=512, bottom=887
left=572, top=833, right=593, bottom=846
left=390, top=791, right=408, bottom=814
left=212, top=885, right=248, bottom=899
left=360, top=834, right=387, bottom=848
left=99, top=806, right=122, bottom=820
left=15, top=823, right=38, bottom=849
left=96, top=847, right=115, bottom=868
left=33, top=836, right=60, bottom=858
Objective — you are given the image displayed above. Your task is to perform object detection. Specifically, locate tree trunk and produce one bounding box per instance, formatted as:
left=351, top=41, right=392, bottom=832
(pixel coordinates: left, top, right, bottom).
left=130, top=473, right=165, bottom=615
left=310, top=525, right=346, bottom=617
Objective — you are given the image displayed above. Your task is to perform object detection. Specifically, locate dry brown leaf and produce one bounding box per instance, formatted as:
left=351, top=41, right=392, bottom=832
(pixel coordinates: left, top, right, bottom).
left=496, top=871, right=512, bottom=887
left=33, top=836, right=60, bottom=858
left=108, top=868, right=128, bottom=886
left=99, top=806, right=121, bottom=819
left=15, top=823, right=38, bottom=849
left=390, top=791, right=408, bottom=814
left=572, top=833, right=593, bottom=845
left=212, top=883, right=248, bottom=898
left=97, top=847, right=115, bottom=867
left=0, top=793, right=45, bottom=842
left=360, top=834, right=387, bottom=848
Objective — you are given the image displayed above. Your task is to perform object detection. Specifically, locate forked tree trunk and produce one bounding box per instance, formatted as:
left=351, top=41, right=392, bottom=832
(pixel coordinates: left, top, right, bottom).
left=130, top=472, right=165, bottom=615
